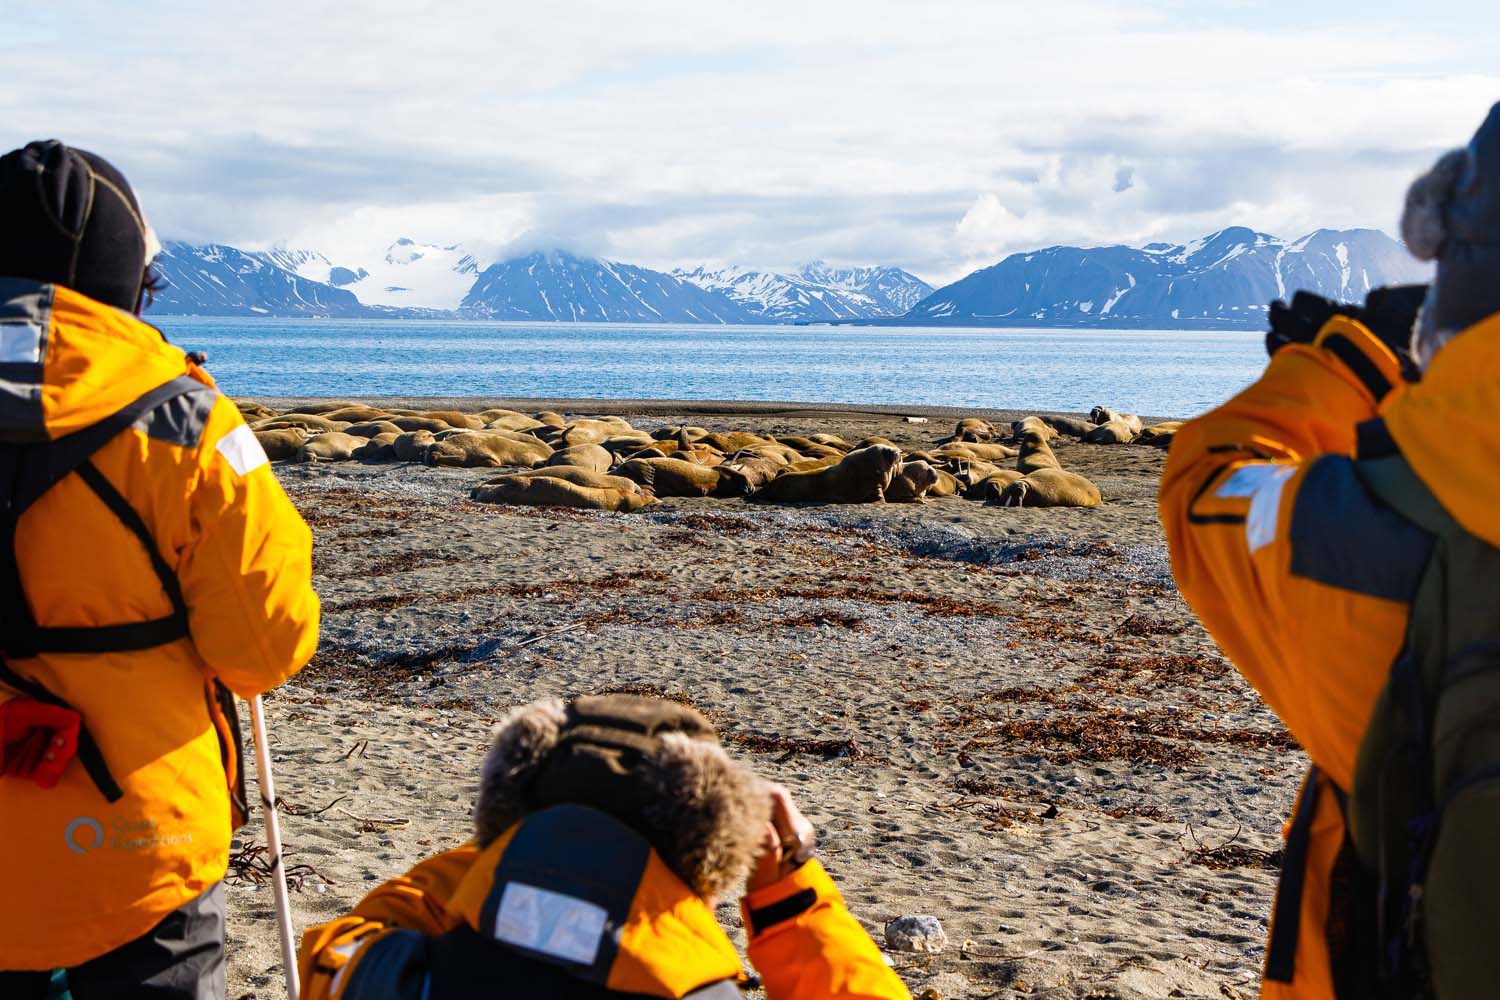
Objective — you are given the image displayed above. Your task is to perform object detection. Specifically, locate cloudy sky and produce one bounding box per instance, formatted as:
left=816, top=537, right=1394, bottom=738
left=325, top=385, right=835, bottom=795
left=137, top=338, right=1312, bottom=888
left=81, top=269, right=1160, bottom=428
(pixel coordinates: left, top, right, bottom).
left=5, top=1, right=1497, bottom=284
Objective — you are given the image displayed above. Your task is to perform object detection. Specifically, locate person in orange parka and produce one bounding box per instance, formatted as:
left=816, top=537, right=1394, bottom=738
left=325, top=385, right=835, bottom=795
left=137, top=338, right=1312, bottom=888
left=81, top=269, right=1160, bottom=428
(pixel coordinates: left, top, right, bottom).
left=299, top=694, right=911, bottom=1000
left=0, top=141, right=320, bottom=997
left=1160, top=102, right=1500, bottom=999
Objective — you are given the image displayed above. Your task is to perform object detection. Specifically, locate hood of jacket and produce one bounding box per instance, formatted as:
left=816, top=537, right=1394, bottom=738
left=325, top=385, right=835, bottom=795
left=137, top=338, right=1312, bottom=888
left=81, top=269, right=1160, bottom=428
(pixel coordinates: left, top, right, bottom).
left=0, top=278, right=195, bottom=443
left=1384, top=309, right=1500, bottom=544
left=444, top=805, right=743, bottom=998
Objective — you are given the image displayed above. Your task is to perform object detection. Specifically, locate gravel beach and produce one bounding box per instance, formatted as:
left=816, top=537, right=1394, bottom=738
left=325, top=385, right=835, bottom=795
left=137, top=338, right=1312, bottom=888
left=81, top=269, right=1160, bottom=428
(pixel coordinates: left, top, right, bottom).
left=225, top=402, right=1297, bottom=1000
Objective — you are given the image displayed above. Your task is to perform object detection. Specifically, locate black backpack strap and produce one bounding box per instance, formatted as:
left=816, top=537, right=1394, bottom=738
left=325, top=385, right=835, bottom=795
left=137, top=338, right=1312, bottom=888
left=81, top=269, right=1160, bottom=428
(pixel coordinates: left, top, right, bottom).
left=0, top=375, right=205, bottom=802
left=1265, top=765, right=1323, bottom=983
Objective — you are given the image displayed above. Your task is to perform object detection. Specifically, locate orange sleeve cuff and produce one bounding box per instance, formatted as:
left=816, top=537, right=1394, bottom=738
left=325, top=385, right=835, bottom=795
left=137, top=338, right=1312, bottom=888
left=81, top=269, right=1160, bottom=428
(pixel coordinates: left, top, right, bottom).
left=741, top=859, right=839, bottom=937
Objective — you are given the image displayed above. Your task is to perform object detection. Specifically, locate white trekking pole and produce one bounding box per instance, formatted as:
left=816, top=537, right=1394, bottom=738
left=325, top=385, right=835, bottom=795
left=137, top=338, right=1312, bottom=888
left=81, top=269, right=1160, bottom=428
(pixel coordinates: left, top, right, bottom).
left=250, top=694, right=301, bottom=1000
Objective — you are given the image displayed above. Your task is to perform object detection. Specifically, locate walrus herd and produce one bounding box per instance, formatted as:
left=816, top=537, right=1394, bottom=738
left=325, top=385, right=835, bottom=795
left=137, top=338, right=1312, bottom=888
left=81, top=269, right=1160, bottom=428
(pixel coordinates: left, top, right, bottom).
left=239, top=401, right=1178, bottom=512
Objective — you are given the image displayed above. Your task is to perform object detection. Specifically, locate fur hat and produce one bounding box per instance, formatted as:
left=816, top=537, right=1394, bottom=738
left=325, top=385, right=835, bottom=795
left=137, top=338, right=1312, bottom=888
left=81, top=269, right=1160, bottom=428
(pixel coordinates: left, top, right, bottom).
left=474, top=695, right=769, bottom=901
left=1401, top=102, right=1500, bottom=365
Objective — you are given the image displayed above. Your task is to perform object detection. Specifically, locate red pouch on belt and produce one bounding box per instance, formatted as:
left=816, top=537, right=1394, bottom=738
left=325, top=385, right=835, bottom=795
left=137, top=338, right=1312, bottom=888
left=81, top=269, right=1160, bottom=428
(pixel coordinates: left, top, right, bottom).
left=0, top=699, right=81, bottom=789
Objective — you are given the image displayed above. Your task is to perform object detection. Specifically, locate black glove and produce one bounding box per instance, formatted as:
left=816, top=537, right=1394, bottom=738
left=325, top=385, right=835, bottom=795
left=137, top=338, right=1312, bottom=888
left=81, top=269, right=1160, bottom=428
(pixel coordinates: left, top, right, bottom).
left=1361, top=284, right=1427, bottom=381
left=1266, top=290, right=1345, bottom=358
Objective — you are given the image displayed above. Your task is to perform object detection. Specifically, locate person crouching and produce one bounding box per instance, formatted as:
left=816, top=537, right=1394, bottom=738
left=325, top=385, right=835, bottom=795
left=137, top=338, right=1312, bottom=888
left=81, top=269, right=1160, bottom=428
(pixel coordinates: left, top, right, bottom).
left=298, top=695, right=911, bottom=999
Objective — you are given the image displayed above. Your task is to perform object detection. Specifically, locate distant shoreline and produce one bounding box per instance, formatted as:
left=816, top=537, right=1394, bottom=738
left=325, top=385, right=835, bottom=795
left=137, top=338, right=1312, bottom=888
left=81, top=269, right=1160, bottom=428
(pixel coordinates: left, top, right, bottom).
left=244, top=396, right=1183, bottom=424
left=154, top=313, right=1266, bottom=332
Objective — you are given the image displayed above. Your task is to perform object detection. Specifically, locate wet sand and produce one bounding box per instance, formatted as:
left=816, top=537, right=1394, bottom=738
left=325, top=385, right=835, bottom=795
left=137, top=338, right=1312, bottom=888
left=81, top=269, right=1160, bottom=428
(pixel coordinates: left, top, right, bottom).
left=225, top=403, right=1296, bottom=1000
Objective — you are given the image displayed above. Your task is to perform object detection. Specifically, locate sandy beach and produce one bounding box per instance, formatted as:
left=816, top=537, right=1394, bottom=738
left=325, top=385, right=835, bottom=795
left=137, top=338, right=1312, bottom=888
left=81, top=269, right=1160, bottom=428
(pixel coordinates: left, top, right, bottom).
left=224, top=401, right=1298, bottom=1000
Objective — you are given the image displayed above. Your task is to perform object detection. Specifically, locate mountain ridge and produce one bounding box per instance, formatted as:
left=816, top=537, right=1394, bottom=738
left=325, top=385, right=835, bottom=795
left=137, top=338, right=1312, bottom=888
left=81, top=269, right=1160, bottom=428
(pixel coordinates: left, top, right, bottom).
left=146, top=227, right=1427, bottom=328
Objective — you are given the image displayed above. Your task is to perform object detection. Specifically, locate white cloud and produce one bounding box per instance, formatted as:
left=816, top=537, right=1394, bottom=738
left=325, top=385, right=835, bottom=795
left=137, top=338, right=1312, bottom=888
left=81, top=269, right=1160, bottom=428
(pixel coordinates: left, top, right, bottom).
left=4, top=1, right=1497, bottom=286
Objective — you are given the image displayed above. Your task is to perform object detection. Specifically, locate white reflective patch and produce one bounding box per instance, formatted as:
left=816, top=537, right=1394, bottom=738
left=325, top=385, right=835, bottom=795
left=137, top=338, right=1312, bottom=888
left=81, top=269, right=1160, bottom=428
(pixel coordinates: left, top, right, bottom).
left=216, top=424, right=269, bottom=476
left=1215, top=464, right=1297, bottom=554
left=0, top=322, right=42, bottom=363
left=494, top=881, right=606, bottom=966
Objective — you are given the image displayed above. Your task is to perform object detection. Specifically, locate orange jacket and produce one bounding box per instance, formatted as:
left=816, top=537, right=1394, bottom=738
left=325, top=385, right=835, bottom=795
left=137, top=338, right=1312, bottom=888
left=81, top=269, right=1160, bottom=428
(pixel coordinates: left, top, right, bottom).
left=0, top=281, right=320, bottom=969
left=299, top=805, right=910, bottom=1000
left=1160, top=312, right=1500, bottom=997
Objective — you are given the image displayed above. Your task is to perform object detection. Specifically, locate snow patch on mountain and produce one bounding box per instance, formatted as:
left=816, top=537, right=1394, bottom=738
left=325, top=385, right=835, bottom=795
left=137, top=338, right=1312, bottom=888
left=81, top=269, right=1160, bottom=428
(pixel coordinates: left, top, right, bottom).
left=673, top=260, right=931, bottom=322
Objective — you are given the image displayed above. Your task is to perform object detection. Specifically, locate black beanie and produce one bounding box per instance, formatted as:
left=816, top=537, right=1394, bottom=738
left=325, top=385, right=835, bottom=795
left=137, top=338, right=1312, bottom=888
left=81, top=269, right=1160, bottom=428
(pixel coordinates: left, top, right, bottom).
left=1401, top=103, right=1500, bottom=339
left=0, top=140, right=158, bottom=312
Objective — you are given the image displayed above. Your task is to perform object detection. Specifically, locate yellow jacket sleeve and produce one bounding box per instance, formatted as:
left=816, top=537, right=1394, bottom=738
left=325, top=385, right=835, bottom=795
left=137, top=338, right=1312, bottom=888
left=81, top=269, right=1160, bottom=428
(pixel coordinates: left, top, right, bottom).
left=742, top=860, right=911, bottom=1000
left=179, top=396, right=319, bottom=698
left=1159, top=316, right=1418, bottom=788
left=299, top=845, right=475, bottom=1000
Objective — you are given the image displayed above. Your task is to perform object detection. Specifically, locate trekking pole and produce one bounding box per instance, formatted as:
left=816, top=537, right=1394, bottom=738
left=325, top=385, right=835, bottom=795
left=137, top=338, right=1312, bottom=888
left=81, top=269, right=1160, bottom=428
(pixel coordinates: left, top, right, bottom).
left=250, top=694, right=301, bottom=1000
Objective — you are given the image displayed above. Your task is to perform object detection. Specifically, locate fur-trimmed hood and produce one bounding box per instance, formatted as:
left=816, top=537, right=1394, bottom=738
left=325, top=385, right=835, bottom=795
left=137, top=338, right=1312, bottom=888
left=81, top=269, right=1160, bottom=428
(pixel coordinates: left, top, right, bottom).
left=1401, top=102, right=1500, bottom=366
left=474, top=695, right=769, bottom=902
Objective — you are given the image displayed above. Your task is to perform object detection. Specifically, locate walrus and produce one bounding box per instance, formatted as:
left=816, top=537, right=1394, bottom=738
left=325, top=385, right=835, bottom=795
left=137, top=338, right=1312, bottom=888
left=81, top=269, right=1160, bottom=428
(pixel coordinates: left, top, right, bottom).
left=342, top=419, right=405, bottom=438
left=717, top=454, right=783, bottom=493
left=254, top=413, right=348, bottom=433
left=1039, top=414, right=1094, bottom=437
left=936, top=441, right=1019, bottom=463
left=424, top=432, right=553, bottom=468
left=613, top=457, right=725, bottom=497
left=652, top=425, right=709, bottom=442
left=927, top=467, right=964, bottom=498
left=392, top=430, right=438, bottom=462
left=806, top=433, right=852, bottom=451
left=546, top=443, right=614, bottom=473
left=1135, top=420, right=1184, bottom=447
left=484, top=413, right=546, bottom=433
left=783, top=456, right=841, bottom=474
left=699, top=432, right=773, bottom=453
left=1083, top=420, right=1136, bottom=445
left=1089, top=406, right=1144, bottom=435
left=486, top=467, right=644, bottom=493
left=253, top=428, right=307, bottom=461
left=388, top=415, right=454, bottom=433
left=532, top=411, right=566, bottom=428
left=1011, top=416, right=1061, bottom=442
left=885, top=460, right=940, bottom=503
left=969, top=469, right=1025, bottom=501
left=996, top=468, right=1102, bottom=508
left=353, top=432, right=401, bottom=462
left=236, top=400, right=277, bottom=421
left=602, top=432, right=657, bottom=451
left=1015, top=429, right=1063, bottom=475
left=415, top=410, right=485, bottom=430
left=297, top=431, right=368, bottom=462
left=852, top=436, right=900, bottom=451
left=774, top=435, right=826, bottom=452
left=952, top=417, right=997, bottom=443
left=754, top=444, right=902, bottom=504
left=740, top=443, right=803, bottom=466
left=318, top=405, right=393, bottom=424
left=470, top=477, right=655, bottom=512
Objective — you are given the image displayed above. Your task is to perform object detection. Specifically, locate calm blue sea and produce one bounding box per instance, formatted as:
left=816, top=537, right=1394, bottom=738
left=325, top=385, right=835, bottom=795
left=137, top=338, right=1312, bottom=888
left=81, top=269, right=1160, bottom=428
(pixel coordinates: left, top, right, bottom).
left=151, top=317, right=1266, bottom=417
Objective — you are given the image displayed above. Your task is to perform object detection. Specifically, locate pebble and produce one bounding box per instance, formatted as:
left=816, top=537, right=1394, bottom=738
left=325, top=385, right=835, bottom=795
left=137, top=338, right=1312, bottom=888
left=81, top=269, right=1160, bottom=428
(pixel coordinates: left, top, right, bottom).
left=885, top=914, right=948, bottom=953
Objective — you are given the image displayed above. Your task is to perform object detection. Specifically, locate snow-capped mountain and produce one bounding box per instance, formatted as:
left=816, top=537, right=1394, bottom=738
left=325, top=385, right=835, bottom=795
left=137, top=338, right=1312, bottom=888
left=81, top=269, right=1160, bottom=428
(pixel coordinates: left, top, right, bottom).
left=906, top=228, right=1430, bottom=328
left=149, top=242, right=374, bottom=317
left=333, top=238, right=484, bottom=310
left=458, top=250, right=757, bottom=323
left=673, top=262, right=932, bottom=323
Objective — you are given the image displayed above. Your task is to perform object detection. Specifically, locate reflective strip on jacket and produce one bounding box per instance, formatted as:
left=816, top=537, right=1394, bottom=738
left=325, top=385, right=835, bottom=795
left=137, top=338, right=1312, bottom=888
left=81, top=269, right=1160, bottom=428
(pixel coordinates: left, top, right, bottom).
left=298, top=805, right=911, bottom=1000
left=1160, top=312, right=1500, bottom=997
left=0, top=282, right=320, bottom=969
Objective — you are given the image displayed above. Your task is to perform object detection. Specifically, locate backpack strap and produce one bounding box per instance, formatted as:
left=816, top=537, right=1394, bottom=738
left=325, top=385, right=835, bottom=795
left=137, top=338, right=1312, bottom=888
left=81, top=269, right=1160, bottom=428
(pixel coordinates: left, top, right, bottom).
left=0, top=375, right=206, bottom=802
left=1265, top=765, right=1324, bottom=983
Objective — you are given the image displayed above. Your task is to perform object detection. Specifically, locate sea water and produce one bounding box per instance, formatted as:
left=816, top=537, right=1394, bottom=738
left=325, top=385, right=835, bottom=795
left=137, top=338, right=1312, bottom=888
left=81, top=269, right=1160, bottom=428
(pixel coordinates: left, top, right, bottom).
left=152, top=317, right=1266, bottom=418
